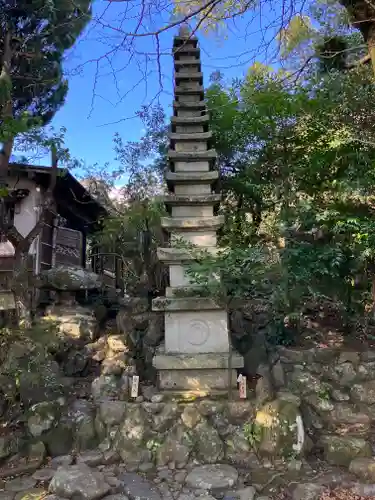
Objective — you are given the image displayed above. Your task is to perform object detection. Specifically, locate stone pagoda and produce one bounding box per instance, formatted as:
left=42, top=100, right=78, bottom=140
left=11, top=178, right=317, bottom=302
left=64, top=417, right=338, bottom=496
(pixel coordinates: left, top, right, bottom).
left=152, top=26, right=243, bottom=396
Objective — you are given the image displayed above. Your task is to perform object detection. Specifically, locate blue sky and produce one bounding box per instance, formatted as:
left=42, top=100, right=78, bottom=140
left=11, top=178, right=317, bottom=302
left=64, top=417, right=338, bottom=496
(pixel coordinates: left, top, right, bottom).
left=47, top=1, right=282, bottom=173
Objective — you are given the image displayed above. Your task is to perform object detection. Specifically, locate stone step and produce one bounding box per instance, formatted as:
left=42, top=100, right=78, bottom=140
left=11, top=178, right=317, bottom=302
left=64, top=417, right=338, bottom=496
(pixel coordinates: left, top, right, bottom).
left=161, top=215, right=224, bottom=231
left=165, top=170, right=219, bottom=183
left=175, top=72, right=203, bottom=82
left=168, top=149, right=217, bottom=161
left=175, top=85, right=204, bottom=95
left=170, top=131, right=212, bottom=141
left=152, top=296, right=222, bottom=311
left=161, top=193, right=221, bottom=205
left=173, top=100, right=206, bottom=110
left=157, top=246, right=219, bottom=263
left=171, top=114, right=209, bottom=124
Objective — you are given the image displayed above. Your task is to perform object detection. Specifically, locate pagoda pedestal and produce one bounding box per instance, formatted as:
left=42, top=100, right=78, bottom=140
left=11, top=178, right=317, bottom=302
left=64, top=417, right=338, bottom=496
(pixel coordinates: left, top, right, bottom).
left=152, top=28, right=243, bottom=397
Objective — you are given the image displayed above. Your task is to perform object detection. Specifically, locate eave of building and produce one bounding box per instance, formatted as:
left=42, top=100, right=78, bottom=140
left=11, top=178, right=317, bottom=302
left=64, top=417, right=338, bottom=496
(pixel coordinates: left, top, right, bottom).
left=8, top=163, right=107, bottom=233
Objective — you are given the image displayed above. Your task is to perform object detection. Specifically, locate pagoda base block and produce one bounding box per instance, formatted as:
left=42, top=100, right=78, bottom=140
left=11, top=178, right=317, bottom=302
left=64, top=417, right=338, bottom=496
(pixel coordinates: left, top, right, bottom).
left=153, top=349, right=244, bottom=396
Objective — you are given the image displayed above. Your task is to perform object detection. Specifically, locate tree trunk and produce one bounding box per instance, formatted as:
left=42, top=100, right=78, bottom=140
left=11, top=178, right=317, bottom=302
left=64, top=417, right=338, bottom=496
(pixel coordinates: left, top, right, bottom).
left=367, top=25, right=375, bottom=78
left=339, top=0, right=375, bottom=77
left=12, top=250, right=31, bottom=328
left=0, top=29, right=14, bottom=175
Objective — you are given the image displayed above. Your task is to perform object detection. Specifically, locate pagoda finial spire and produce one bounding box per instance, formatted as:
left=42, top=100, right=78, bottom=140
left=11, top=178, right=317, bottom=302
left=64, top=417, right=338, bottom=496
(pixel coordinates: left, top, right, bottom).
left=178, top=23, right=191, bottom=37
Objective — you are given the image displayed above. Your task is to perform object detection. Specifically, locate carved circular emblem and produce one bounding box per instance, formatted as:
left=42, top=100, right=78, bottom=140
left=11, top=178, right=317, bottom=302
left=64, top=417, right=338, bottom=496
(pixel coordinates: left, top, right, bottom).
left=188, top=319, right=210, bottom=346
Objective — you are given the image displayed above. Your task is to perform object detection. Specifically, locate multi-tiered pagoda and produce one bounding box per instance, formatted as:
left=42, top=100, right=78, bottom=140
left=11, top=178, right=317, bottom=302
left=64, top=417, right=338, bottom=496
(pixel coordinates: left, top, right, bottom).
left=152, top=26, right=244, bottom=396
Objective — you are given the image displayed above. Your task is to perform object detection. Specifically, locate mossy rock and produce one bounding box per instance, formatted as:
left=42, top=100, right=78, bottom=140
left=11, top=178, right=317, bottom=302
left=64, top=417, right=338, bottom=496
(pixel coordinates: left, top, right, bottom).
left=318, top=435, right=372, bottom=467
left=249, top=398, right=305, bottom=459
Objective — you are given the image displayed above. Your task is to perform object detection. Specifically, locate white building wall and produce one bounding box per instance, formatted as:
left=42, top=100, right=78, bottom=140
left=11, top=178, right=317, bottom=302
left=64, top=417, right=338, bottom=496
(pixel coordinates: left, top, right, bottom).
left=0, top=177, right=41, bottom=257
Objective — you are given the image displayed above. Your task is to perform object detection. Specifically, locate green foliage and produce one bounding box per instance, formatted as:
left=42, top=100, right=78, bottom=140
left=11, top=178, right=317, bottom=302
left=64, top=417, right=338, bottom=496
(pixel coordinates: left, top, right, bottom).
left=91, top=107, right=168, bottom=296
left=243, top=421, right=262, bottom=449
left=181, top=61, right=375, bottom=339
left=0, top=0, right=92, bottom=127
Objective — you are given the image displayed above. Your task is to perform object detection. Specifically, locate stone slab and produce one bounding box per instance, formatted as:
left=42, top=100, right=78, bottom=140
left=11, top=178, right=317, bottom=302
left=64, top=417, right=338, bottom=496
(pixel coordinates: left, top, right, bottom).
left=175, top=160, right=210, bottom=171
left=174, top=59, right=201, bottom=68
left=170, top=131, right=212, bottom=141
left=173, top=100, right=206, bottom=109
left=158, top=368, right=238, bottom=391
left=175, top=72, right=203, bottom=81
left=177, top=109, right=202, bottom=118
left=174, top=141, right=207, bottom=153
left=171, top=205, right=214, bottom=217
left=176, top=125, right=205, bottom=134
left=175, top=85, right=204, bottom=95
left=171, top=114, right=209, bottom=124
left=174, top=184, right=212, bottom=195
left=173, top=45, right=200, bottom=54
left=169, top=263, right=193, bottom=287
left=165, top=171, right=218, bottom=183
left=171, top=230, right=217, bottom=246
left=152, top=296, right=222, bottom=312
left=166, top=285, right=216, bottom=297
left=161, top=215, right=224, bottom=231
left=161, top=194, right=221, bottom=205
left=168, top=149, right=216, bottom=160
left=174, top=35, right=198, bottom=45
left=176, top=94, right=202, bottom=105
left=164, top=309, right=229, bottom=353
left=157, top=247, right=218, bottom=263
left=153, top=350, right=244, bottom=370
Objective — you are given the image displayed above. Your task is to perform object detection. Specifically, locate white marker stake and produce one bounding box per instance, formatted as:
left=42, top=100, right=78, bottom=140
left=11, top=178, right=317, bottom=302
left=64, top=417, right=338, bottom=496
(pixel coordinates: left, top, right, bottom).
left=131, top=375, right=139, bottom=398
left=237, top=374, right=247, bottom=399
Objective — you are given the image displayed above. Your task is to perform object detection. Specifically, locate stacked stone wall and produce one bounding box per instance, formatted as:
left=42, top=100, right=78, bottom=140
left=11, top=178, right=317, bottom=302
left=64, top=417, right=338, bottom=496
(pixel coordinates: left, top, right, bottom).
left=275, top=346, right=375, bottom=466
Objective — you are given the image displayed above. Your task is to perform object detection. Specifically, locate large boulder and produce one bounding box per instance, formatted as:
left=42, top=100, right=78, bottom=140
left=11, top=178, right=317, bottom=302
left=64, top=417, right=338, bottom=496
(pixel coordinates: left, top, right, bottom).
left=69, top=400, right=97, bottom=451
left=318, top=435, right=372, bottom=466
left=252, top=398, right=306, bottom=459
left=185, top=464, right=238, bottom=493
left=192, top=420, right=224, bottom=464
left=27, top=401, right=62, bottom=437
left=38, top=266, right=101, bottom=291
left=112, top=405, right=151, bottom=466
left=49, top=464, right=110, bottom=500
left=155, top=423, right=193, bottom=467
left=1, top=342, right=64, bottom=407
left=349, top=457, right=375, bottom=482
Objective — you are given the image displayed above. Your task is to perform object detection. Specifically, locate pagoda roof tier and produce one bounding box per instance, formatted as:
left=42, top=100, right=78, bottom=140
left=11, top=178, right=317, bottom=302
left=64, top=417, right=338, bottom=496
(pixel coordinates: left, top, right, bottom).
left=171, top=114, right=209, bottom=124
left=175, top=72, right=203, bottom=83
left=173, top=45, right=200, bottom=55
left=168, top=149, right=217, bottom=161
left=161, top=193, right=221, bottom=205
left=165, top=171, right=219, bottom=183
left=161, top=215, right=224, bottom=231
left=170, top=131, right=212, bottom=141
left=157, top=246, right=219, bottom=263
left=173, top=100, right=206, bottom=110
left=174, top=59, right=201, bottom=69
left=174, top=85, right=204, bottom=96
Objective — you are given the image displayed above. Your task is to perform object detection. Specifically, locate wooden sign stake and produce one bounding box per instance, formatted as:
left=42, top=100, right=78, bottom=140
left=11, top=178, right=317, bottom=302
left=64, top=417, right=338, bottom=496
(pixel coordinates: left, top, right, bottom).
left=131, top=375, right=139, bottom=398
left=237, top=374, right=247, bottom=399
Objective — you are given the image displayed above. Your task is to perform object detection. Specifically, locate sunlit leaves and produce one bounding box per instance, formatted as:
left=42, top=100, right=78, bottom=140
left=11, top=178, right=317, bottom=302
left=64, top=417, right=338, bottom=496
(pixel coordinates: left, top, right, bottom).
left=172, top=0, right=257, bottom=34
left=278, top=14, right=315, bottom=58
